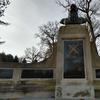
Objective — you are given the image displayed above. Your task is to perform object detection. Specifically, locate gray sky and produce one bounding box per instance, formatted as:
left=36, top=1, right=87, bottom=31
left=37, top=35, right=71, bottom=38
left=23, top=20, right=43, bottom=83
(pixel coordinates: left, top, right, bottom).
left=0, top=0, right=66, bottom=57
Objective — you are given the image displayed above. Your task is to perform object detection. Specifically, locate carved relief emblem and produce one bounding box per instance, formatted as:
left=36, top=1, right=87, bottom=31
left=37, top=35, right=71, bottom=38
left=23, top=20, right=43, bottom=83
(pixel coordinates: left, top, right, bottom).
left=56, top=87, right=62, bottom=97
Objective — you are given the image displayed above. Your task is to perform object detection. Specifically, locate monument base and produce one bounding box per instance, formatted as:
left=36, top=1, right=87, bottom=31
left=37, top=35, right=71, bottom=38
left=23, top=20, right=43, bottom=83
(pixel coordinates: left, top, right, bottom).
left=55, top=84, right=94, bottom=100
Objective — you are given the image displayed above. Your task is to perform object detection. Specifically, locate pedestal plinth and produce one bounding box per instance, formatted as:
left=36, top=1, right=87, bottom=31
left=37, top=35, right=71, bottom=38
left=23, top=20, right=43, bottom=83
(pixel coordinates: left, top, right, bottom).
left=56, top=25, right=94, bottom=100
left=55, top=84, right=94, bottom=100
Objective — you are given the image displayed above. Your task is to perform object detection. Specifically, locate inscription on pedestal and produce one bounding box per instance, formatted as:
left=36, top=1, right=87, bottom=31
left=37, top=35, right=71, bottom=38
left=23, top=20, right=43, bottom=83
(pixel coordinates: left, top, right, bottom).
left=64, top=40, right=85, bottom=79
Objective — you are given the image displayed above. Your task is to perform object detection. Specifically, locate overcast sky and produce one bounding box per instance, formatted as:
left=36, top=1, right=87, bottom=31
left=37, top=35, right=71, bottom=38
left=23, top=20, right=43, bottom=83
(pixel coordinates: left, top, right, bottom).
left=0, top=0, right=66, bottom=57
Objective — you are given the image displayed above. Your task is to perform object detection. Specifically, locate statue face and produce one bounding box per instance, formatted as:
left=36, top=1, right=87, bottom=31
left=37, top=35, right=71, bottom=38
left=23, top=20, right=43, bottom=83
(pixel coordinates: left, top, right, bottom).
left=70, top=4, right=78, bottom=13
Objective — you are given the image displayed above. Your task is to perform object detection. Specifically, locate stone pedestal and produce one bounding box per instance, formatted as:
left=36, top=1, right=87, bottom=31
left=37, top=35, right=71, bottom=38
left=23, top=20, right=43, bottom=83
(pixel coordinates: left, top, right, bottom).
left=55, top=84, right=94, bottom=100
left=55, top=25, right=95, bottom=100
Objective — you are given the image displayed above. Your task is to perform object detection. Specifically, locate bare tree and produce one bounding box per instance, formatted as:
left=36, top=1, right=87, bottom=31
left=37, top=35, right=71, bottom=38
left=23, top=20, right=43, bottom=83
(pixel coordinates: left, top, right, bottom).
left=19, top=57, right=27, bottom=63
left=36, top=21, right=59, bottom=60
left=24, top=21, right=59, bottom=63
left=0, top=0, right=10, bottom=47
left=0, top=0, right=10, bottom=25
left=19, top=56, right=26, bottom=63
left=24, top=47, right=42, bottom=63
left=56, top=0, right=100, bottom=41
left=0, top=37, right=5, bottom=45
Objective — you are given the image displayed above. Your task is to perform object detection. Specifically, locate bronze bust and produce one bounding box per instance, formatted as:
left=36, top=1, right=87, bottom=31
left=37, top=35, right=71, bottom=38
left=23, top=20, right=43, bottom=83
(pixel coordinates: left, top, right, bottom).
left=60, top=4, right=87, bottom=25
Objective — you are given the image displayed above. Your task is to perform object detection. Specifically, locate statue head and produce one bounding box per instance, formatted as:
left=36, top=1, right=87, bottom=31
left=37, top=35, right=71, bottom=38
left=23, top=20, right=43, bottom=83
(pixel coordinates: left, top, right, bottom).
left=70, top=4, right=78, bottom=13
left=68, top=4, right=78, bottom=23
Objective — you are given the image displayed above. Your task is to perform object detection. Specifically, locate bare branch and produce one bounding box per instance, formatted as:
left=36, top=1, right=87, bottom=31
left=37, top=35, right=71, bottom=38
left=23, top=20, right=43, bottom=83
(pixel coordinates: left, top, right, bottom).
left=56, top=0, right=71, bottom=10
left=35, top=21, right=58, bottom=61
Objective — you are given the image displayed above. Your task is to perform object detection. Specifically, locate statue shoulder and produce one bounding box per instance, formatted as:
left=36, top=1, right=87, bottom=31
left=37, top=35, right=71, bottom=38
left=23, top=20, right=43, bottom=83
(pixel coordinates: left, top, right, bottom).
left=60, top=18, right=69, bottom=25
